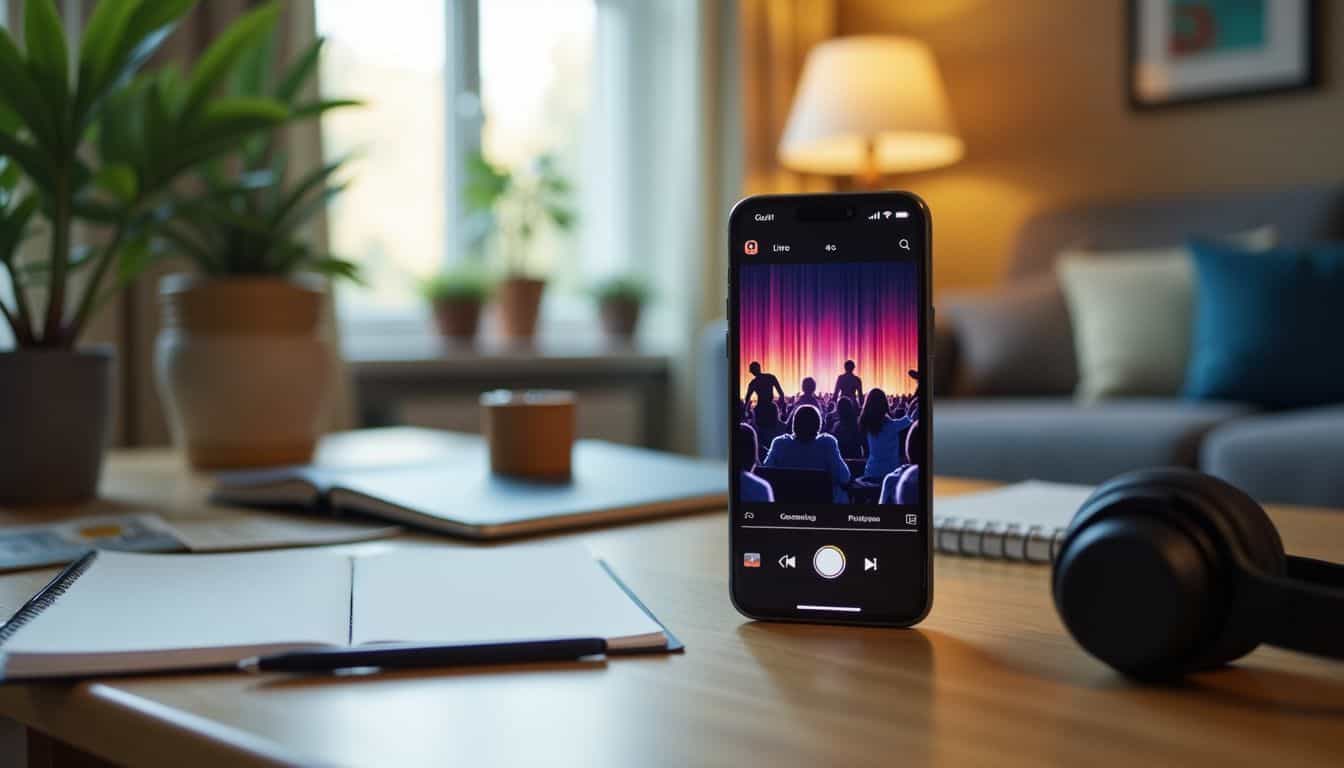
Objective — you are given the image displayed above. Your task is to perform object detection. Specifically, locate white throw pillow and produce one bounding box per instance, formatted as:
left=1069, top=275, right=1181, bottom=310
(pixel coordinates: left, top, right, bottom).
left=1056, top=226, right=1275, bottom=401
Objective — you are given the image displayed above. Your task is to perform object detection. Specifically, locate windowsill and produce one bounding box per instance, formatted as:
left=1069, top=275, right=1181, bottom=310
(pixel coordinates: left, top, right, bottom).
left=337, top=294, right=681, bottom=370
left=342, top=331, right=671, bottom=374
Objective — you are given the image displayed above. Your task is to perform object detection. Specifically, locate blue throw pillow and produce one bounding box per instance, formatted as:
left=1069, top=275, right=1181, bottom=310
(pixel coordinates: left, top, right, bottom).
left=1185, top=240, right=1344, bottom=408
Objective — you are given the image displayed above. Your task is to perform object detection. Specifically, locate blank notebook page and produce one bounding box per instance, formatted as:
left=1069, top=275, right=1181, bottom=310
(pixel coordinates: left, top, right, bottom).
left=351, top=545, right=665, bottom=650
left=4, top=549, right=351, bottom=656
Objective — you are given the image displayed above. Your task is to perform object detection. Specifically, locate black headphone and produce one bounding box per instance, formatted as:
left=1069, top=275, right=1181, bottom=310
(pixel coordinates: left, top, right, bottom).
left=1052, top=467, right=1344, bottom=679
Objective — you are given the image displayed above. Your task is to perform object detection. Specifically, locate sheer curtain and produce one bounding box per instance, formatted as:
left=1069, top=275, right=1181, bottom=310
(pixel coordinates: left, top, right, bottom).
left=589, top=0, right=742, bottom=454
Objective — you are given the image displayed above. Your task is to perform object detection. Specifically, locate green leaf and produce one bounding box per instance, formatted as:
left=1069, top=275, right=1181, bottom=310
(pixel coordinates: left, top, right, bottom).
left=275, top=38, right=323, bottom=102
left=546, top=203, right=576, bottom=230
left=23, top=0, right=70, bottom=142
left=144, top=97, right=286, bottom=192
left=78, top=0, right=143, bottom=82
left=306, top=256, right=363, bottom=284
left=92, top=164, right=138, bottom=204
left=0, top=154, right=19, bottom=192
left=0, top=131, right=54, bottom=193
left=463, top=153, right=510, bottom=211
left=289, top=98, right=363, bottom=121
left=269, top=157, right=345, bottom=227
left=96, top=78, right=148, bottom=171
left=0, top=30, right=58, bottom=152
left=230, top=23, right=275, bottom=99
left=0, top=194, right=39, bottom=263
left=115, top=235, right=156, bottom=283
left=182, top=2, right=281, bottom=121
left=274, top=182, right=346, bottom=237
left=74, top=0, right=196, bottom=131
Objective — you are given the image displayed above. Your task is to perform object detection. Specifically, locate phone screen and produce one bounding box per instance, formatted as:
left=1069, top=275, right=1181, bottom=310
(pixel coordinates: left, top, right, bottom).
left=728, top=192, right=932, bottom=626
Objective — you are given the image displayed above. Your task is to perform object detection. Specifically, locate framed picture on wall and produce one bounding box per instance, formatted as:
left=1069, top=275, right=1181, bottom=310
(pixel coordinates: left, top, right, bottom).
left=1129, top=0, right=1320, bottom=108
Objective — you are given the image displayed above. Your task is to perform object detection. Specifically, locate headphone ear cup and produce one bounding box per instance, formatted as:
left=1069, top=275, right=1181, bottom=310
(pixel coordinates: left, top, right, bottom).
left=1054, top=468, right=1284, bottom=678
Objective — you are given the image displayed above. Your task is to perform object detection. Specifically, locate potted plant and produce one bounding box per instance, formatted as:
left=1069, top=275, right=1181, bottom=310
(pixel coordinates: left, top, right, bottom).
left=0, top=0, right=289, bottom=504
left=464, top=151, right=575, bottom=341
left=152, top=32, right=361, bottom=470
left=593, top=275, right=650, bottom=340
left=421, top=267, right=493, bottom=344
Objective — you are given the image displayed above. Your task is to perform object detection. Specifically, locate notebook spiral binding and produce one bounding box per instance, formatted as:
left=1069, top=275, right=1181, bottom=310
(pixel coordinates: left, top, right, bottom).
left=933, top=517, right=1066, bottom=563
left=0, top=550, right=98, bottom=647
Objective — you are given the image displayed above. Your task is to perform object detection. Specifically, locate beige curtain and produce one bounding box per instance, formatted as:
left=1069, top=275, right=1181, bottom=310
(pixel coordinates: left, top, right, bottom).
left=110, top=1, right=352, bottom=446
left=738, top=0, right=837, bottom=195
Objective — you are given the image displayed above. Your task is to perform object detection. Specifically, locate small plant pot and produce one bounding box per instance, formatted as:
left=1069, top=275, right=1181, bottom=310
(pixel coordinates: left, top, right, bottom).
left=155, top=274, right=332, bottom=470
left=600, top=298, right=642, bottom=340
left=432, top=298, right=483, bottom=342
left=498, top=277, right=546, bottom=341
left=0, top=348, right=114, bottom=505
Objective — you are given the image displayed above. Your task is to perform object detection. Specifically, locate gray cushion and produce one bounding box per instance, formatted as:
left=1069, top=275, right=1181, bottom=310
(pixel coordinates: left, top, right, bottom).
left=1201, top=405, right=1344, bottom=508
left=934, top=399, right=1253, bottom=484
left=1006, top=183, right=1344, bottom=279
left=942, top=275, right=1076, bottom=396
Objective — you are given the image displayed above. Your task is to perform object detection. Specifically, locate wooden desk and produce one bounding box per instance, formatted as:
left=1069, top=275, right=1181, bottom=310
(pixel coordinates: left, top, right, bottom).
left=2, top=452, right=1343, bottom=767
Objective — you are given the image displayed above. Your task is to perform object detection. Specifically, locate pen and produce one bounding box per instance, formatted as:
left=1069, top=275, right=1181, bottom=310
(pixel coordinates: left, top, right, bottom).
left=238, top=637, right=609, bottom=674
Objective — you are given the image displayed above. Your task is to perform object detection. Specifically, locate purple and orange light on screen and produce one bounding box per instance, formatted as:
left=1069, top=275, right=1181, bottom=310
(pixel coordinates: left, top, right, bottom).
left=738, top=262, right=919, bottom=398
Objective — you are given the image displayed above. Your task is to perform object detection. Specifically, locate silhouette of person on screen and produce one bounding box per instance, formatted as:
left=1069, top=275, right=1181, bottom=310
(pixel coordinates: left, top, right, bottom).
left=745, top=361, right=785, bottom=407
left=833, top=360, right=863, bottom=403
left=796, top=377, right=820, bottom=409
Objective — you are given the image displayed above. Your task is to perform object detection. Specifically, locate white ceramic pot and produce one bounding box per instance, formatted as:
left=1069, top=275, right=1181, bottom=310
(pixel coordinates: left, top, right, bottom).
left=155, top=275, right=332, bottom=469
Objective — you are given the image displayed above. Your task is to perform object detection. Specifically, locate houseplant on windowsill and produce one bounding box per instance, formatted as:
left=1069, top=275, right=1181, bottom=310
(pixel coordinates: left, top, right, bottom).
left=421, top=266, right=493, bottom=344
left=592, top=275, right=650, bottom=341
left=0, top=0, right=289, bottom=504
left=152, top=33, right=361, bottom=470
left=464, top=151, right=575, bottom=342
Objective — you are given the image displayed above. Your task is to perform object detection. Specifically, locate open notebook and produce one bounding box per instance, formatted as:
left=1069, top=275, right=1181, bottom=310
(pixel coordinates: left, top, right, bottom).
left=933, top=481, right=1094, bottom=562
left=0, top=545, right=673, bottom=680
left=211, top=428, right=727, bottom=539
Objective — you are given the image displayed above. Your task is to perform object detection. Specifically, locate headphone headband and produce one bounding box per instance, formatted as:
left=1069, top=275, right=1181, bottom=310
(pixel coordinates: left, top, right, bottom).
left=1239, top=556, right=1344, bottom=660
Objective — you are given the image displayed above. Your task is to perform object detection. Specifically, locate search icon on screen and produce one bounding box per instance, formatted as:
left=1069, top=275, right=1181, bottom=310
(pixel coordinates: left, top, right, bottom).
left=898, top=238, right=911, bottom=251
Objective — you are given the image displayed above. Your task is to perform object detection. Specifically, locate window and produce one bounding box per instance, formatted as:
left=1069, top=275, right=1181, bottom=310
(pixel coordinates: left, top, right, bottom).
left=317, top=0, right=613, bottom=349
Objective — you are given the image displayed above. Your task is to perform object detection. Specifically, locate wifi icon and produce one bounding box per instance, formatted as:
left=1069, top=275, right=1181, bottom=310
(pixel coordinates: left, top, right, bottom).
left=883, top=211, right=893, bottom=219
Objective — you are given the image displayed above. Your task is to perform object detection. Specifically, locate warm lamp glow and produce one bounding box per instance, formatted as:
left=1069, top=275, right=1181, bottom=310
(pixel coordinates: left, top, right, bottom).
left=779, top=36, right=963, bottom=180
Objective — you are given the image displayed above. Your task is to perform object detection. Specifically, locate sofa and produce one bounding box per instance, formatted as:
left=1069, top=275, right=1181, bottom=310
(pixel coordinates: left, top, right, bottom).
left=937, top=183, right=1344, bottom=508
left=703, top=183, right=1344, bottom=509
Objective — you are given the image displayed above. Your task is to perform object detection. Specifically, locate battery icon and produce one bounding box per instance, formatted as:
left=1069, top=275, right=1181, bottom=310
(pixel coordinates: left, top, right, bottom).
left=894, top=211, right=910, bottom=219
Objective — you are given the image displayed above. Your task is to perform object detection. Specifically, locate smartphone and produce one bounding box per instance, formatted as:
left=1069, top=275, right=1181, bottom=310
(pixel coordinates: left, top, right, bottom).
left=728, top=191, right=933, bottom=626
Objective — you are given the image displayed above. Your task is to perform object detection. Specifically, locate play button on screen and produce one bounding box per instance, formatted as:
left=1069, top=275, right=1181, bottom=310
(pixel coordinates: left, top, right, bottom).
left=813, top=545, right=846, bottom=579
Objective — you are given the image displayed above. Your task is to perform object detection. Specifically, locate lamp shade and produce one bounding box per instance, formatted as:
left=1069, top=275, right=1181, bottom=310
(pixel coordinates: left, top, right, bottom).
left=779, top=36, right=963, bottom=177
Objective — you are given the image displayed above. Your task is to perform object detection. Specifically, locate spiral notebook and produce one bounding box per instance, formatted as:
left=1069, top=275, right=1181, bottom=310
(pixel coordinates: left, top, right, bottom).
left=933, top=481, right=1093, bottom=563
left=0, top=545, right=676, bottom=681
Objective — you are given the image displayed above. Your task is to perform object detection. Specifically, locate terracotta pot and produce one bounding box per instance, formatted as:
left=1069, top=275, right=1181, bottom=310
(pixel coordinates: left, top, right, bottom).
left=600, top=298, right=642, bottom=339
left=497, top=277, right=546, bottom=340
left=0, top=348, right=113, bottom=505
left=432, top=298, right=483, bottom=342
left=155, top=275, right=332, bottom=469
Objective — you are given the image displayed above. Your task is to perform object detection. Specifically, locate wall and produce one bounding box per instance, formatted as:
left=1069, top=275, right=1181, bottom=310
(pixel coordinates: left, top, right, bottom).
left=837, top=0, right=1344, bottom=293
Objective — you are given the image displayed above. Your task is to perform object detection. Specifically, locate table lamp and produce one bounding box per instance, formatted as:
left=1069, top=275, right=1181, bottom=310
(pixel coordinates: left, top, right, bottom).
left=779, top=36, right=963, bottom=186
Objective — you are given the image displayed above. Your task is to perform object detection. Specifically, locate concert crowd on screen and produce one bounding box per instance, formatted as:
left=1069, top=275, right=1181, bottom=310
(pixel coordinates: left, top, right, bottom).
left=736, top=359, right=923, bottom=507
